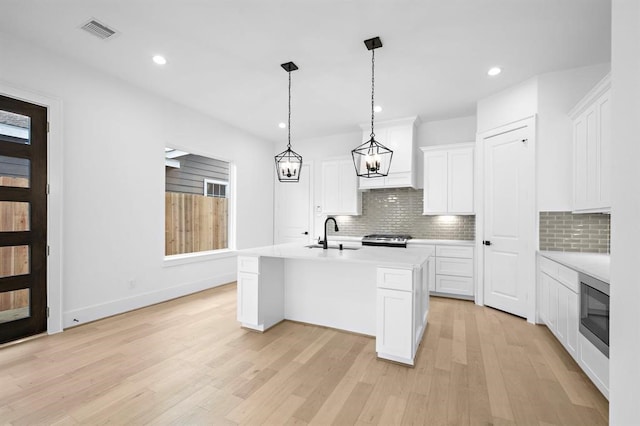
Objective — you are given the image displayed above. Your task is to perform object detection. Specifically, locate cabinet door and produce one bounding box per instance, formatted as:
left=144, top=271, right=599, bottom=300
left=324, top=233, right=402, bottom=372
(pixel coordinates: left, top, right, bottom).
left=237, top=272, right=259, bottom=326
left=322, top=159, right=361, bottom=215
left=544, top=274, right=558, bottom=332
left=573, top=108, right=592, bottom=210
left=566, top=289, right=579, bottom=360
left=596, top=92, right=611, bottom=208
left=338, top=160, right=360, bottom=214
left=557, top=283, right=569, bottom=343
left=423, top=151, right=448, bottom=214
left=386, top=125, right=413, bottom=173
left=321, top=161, right=341, bottom=213
left=376, top=288, right=412, bottom=360
left=428, top=257, right=436, bottom=291
left=539, top=271, right=549, bottom=324
left=448, top=148, right=474, bottom=213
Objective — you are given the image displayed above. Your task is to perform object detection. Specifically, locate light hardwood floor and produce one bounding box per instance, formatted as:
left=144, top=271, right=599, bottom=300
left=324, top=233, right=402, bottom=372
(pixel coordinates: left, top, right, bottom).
left=0, top=283, right=608, bottom=425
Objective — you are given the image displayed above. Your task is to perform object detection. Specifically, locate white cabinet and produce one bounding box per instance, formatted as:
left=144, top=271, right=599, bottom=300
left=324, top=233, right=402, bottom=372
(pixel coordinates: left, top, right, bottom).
left=431, top=245, right=474, bottom=297
left=236, top=256, right=284, bottom=332
left=358, top=117, right=419, bottom=189
left=376, top=263, right=428, bottom=366
left=538, top=256, right=579, bottom=361
left=321, top=158, right=361, bottom=215
left=570, top=73, right=611, bottom=213
left=421, top=143, right=474, bottom=215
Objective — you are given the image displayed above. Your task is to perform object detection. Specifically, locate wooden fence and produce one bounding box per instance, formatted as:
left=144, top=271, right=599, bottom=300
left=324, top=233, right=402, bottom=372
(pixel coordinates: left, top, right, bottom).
left=165, top=192, right=228, bottom=255
left=0, top=176, right=30, bottom=312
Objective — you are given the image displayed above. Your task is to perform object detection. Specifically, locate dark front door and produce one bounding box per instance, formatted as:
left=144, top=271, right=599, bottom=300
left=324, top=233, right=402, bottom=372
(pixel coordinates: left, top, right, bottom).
left=0, top=94, right=47, bottom=344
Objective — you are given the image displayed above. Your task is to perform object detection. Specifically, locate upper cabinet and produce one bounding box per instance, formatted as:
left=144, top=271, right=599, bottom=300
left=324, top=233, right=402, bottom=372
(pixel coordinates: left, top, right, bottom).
left=358, top=117, right=419, bottom=189
left=421, top=143, right=474, bottom=215
left=321, top=158, right=362, bottom=215
left=570, top=73, right=611, bottom=213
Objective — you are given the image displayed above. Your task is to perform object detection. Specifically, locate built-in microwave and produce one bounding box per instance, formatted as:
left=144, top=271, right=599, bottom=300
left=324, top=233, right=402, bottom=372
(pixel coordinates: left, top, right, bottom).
left=579, top=272, right=609, bottom=358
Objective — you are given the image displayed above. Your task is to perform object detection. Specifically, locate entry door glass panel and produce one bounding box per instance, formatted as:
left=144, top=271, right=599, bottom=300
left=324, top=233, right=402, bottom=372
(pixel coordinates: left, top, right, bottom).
left=0, top=245, right=30, bottom=278
left=0, top=288, right=30, bottom=324
left=0, top=94, right=47, bottom=344
left=0, top=155, right=30, bottom=188
left=0, top=201, right=30, bottom=231
left=0, top=110, right=31, bottom=144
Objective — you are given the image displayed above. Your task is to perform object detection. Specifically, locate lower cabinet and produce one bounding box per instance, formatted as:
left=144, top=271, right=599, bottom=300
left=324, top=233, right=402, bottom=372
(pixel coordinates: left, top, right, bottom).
left=538, top=256, right=579, bottom=361
left=376, top=263, right=428, bottom=366
left=432, top=245, right=474, bottom=297
left=538, top=255, right=608, bottom=399
left=236, top=256, right=284, bottom=332
left=376, top=288, right=413, bottom=361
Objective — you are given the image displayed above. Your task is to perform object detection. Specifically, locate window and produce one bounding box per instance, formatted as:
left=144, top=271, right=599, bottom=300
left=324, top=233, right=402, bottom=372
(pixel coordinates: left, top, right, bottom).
left=165, top=149, right=231, bottom=256
left=204, top=178, right=228, bottom=198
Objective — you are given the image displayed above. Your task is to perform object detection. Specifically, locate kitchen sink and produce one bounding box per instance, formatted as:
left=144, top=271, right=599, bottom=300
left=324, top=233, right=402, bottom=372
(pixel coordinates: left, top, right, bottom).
left=304, top=243, right=361, bottom=250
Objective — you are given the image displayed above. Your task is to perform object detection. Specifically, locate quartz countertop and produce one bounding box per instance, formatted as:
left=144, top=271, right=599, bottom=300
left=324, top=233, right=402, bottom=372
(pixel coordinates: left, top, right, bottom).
left=239, top=242, right=434, bottom=269
left=538, top=251, right=610, bottom=283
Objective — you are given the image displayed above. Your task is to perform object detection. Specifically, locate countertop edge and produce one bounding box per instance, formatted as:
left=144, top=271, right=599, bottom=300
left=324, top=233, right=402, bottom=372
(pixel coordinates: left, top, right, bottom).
left=538, top=250, right=610, bottom=283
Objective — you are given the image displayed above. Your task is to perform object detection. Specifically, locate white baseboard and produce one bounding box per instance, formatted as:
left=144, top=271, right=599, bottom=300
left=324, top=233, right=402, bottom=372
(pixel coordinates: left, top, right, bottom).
left=62, top=273, right=236, bottom=329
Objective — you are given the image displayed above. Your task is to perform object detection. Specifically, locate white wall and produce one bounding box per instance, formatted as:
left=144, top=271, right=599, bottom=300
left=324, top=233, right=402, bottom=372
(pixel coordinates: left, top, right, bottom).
left=610, top=0, right=640, bottom=423
left=0, top=33, right=274, bottom=328
left=536, top=63, right=610, bottom=211
left=476, top=77, right=538, bottom=133
left=416, top=115, right=476, bottom=147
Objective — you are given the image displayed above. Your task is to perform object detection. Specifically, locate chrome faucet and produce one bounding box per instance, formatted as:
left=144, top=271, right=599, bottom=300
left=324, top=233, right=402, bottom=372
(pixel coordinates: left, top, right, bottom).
left=323, top=217, right=339, bottom=249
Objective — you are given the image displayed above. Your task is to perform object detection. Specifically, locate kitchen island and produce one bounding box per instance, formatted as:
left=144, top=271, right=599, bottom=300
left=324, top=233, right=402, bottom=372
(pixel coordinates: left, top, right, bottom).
left=236, top=242, right=434, bottom=366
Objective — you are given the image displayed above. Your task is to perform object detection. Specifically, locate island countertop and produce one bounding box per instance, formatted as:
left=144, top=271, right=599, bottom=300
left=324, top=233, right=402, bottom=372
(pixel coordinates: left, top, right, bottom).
left=239, top=242, right=434, bottom=269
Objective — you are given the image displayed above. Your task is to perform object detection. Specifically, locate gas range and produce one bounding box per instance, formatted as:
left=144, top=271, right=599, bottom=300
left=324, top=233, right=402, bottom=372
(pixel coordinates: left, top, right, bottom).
left=361, top=234, right=412, bottom=248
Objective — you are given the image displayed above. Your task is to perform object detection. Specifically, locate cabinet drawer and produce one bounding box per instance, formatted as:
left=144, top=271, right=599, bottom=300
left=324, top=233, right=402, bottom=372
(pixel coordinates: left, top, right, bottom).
left=238, top=256, right=260, bottom=274
left=435, top=275, right=474, bottom=296
left=435, top=257, right=473, bottom=277
left=539, top=256, right=559, bottom=277
left=539, top=256, right=579, bottom=292
left=436, top=245, right=473, bottom=259
left=557, top=263, right=579, bottom=293
left=377, top=267, right=413, bottom=291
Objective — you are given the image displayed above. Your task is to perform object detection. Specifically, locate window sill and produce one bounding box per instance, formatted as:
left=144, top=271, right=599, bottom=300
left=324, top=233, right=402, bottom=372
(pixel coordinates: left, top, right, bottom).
left=163, top=249, right=237, bottom=267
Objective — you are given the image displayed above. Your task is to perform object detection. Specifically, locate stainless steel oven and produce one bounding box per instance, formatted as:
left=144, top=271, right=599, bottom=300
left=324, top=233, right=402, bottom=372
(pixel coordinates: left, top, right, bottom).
left=579, top=272, right=609, bottom=358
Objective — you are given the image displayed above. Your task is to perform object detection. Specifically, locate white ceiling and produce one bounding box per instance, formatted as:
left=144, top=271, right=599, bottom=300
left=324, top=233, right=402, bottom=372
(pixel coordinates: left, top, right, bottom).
left=0, top=0, right=611, bottom=143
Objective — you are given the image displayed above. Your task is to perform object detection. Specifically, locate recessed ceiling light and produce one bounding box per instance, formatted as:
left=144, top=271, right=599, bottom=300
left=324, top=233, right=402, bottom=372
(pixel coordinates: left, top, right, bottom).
left=278, top=122, right=286, bottom=129
left=487, top=67, right=501, bottom=76
left=374, top=105, right=382, bottom=113
left=153, top=55, right=167, bottom=65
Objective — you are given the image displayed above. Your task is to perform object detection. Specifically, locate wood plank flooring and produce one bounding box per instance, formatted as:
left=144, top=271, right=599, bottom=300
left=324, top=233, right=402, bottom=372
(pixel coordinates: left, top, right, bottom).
left=0, top=283, right=608, bottom=425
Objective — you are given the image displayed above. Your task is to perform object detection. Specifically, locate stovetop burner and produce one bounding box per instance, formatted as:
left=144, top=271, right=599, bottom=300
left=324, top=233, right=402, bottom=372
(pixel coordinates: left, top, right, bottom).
left=362, top=234, right=412, bottom=247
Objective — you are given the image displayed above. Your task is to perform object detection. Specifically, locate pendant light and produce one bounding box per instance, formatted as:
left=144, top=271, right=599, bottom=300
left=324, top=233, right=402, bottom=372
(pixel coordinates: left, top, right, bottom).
left=275, top=62, right=303, bottom=182
left=352, top=36, right=393, bottom=178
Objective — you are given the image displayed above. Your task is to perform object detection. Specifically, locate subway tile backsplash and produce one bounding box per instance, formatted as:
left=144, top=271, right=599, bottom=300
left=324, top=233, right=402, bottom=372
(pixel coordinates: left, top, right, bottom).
left=328, top=188, right=475, bottom=240
left=539, top=211, right=610, bottom=253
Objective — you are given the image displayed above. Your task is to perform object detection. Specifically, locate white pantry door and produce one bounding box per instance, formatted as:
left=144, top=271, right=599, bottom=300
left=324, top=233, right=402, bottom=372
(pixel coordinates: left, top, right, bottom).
left=482, top=124, right=535, bottom=318
left=274, top=163, right=311, bottom=244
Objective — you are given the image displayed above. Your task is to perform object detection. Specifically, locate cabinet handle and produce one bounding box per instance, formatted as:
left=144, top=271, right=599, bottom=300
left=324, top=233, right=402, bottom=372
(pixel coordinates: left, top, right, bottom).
left=302, top=231, right=309, bottom=235
left=483, top=240, right=492, bottom=246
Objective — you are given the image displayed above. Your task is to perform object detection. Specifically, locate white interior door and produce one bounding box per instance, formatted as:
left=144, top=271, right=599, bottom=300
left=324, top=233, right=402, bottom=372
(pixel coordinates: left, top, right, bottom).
left=275, top=163, right=311, bottom=244
left=482, top=124, right=535, bottom=318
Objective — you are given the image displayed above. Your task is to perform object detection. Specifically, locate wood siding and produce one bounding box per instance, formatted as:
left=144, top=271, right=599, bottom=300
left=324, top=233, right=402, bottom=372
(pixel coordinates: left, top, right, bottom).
left=165, top=192, right=228, bottom=255
left=165, top=154, right=229, bottom=195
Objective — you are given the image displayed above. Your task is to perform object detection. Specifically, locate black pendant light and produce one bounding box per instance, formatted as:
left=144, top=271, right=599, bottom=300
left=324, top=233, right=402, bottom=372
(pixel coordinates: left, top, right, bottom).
left=352, top=37, right=393, bottom=178
left=275, top=62, right=303, bottom=183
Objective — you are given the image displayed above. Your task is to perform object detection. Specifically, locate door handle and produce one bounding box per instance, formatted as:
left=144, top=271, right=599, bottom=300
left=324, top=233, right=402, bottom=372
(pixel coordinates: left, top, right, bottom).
left=302, top=231, right=309, bottom=235
left=483, top=240, right=492, bottom=246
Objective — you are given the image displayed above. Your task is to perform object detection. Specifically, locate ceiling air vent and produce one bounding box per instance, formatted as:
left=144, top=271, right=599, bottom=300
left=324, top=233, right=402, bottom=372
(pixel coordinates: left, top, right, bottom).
left=80, top=19, right=117, bottom=40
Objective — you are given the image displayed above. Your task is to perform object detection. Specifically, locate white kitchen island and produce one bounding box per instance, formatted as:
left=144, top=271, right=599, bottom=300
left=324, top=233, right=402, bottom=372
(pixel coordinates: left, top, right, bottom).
left=236, top=242, right=434, bottom=366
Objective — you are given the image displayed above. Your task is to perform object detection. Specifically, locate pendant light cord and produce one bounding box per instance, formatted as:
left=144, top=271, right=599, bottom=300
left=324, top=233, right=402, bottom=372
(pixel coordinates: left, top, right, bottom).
left=287, top=70, right=292, bottom=149
left=370, top=49, right=375, bottom=140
